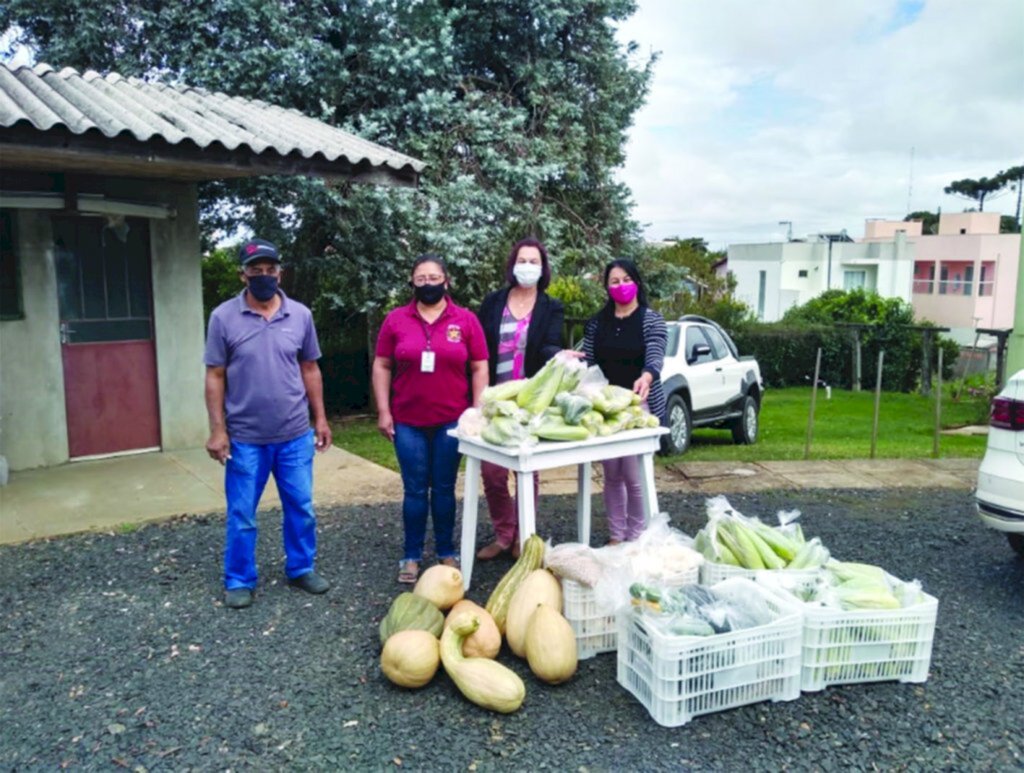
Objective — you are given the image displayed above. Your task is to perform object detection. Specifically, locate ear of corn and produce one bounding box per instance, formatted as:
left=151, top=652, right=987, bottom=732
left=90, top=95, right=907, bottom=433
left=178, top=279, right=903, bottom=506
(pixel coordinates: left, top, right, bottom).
left=534, top=423, right=590, bottom=442
left=482, top=380, right=527, bottom=403
left=516, top=360, right=565, bottom=414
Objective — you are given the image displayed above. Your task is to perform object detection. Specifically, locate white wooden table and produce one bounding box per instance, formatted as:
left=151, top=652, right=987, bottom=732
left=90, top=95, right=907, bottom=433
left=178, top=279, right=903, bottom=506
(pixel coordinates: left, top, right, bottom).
left=451, top=426, right=668, bottom=589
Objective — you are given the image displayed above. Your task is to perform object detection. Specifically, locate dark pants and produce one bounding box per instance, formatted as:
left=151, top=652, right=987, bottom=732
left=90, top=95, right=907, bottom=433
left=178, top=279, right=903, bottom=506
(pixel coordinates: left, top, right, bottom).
left=394, top=421, right=460, bottom=562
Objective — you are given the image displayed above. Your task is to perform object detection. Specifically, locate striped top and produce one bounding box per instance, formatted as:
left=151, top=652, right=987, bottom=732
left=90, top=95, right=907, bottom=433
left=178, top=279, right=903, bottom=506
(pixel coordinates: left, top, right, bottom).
left=583, top=306, right=668, bottom=422
left=495, top=305, right=531, bottom=383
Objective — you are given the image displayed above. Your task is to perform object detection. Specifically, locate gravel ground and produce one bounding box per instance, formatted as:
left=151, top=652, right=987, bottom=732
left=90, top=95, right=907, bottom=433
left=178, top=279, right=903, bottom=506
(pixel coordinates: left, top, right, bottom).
left=1, top=488, right=1022, bottom=771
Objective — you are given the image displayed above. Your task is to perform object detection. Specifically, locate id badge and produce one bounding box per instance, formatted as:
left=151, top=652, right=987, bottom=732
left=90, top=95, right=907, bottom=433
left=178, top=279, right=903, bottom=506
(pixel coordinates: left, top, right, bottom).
left=421, top=351, right=436, bottom=372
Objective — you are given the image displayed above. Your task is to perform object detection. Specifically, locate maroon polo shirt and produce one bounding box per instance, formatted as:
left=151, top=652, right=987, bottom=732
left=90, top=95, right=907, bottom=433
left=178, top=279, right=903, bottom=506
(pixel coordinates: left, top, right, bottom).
left=376, top=297, right=488, bottom=427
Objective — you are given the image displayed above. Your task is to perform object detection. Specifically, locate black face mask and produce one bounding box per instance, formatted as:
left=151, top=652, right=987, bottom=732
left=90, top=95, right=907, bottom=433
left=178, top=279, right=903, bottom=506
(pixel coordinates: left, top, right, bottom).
left=414, top=282, right=446, bottom=305
left=247, top=274, right=279, bottom=302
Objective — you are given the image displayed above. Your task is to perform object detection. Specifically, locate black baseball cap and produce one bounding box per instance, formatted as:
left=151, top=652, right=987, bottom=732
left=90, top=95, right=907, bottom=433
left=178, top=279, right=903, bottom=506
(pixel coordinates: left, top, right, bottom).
left=238, top=238, right=281, bottom=266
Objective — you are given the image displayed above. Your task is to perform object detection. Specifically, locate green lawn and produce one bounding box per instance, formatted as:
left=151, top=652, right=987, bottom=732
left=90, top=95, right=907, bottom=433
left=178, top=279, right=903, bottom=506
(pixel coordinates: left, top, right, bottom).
left=332, top=386, right=990, bottom=470
left=678, top=386, right=989, bottom=463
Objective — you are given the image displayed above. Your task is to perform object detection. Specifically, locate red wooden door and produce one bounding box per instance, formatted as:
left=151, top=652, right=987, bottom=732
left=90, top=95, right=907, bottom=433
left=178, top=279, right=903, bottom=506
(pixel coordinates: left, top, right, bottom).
left=54, top=217, right=161, bottom=458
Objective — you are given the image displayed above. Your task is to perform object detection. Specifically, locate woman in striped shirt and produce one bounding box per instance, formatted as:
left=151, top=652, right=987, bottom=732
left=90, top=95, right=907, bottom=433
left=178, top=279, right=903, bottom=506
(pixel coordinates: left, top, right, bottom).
left=475, top=237, right=570, bottom=560
left=583, top=259, right=667, bottom=544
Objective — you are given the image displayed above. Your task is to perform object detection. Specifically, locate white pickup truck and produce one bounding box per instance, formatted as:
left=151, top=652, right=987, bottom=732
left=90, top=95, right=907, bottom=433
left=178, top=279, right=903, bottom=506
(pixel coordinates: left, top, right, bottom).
left=659, top=315, right=764, bottom=455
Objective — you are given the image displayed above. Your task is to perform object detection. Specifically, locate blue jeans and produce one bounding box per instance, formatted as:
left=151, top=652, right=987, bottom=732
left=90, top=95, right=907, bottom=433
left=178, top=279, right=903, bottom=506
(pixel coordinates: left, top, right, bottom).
left=224, top=430, right=317, bottom=590
left=394, top=421, right=460, bottom=562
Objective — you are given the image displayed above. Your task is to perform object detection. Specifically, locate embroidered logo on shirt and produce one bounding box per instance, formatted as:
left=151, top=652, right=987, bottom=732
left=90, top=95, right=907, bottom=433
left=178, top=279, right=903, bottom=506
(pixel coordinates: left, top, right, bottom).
left=446, top=324, right=462, bottom=343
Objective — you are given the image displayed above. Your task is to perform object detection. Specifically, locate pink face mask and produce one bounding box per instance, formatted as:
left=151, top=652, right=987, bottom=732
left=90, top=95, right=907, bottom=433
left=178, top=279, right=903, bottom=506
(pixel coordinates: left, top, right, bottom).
left=608, top=282, right=638, bottom=304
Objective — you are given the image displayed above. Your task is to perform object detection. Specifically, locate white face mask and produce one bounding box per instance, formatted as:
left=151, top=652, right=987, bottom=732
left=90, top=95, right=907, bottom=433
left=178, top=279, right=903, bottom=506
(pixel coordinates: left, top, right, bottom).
left=513, top=263, right=543, bottom=288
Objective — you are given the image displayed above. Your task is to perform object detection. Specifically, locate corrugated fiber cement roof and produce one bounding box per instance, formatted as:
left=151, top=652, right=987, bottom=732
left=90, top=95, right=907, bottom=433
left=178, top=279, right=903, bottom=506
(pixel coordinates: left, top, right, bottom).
left=0, top=63, right=424, bottom=184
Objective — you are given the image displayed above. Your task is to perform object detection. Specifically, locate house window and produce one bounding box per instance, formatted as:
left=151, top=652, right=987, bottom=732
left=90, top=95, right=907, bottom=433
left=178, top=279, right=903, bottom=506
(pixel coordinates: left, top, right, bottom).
left=843, top=270, right=866, bottom=290
left=979, top=263, right=994, bottom=296
left=0, top=209, right=23, bottom=320
left=913, top=262, right=934, bottom=294
left=939, top=265, right=949, bottom=295
left=798, top=269, right=808, bottom=278
left=963, top=265, right=973, bottom=296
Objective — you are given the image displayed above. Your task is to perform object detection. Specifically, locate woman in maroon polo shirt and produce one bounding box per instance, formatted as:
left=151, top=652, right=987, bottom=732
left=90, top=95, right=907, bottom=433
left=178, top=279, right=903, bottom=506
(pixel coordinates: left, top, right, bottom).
left=372, top=255, right=489, bottom=583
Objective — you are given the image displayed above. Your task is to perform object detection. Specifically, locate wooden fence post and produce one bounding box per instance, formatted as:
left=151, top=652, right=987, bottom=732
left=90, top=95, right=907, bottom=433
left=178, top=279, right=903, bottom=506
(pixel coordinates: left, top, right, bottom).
left=804, top=348, right=822, bottom=460
left=870, top=350, right=885, bottom=459
left=933, top=347, right=943, bottom=458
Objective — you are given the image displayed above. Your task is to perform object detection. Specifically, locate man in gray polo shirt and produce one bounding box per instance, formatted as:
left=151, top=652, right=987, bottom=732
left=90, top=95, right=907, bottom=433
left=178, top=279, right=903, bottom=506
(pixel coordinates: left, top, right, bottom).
left=204, top=238, right=332, bottom=609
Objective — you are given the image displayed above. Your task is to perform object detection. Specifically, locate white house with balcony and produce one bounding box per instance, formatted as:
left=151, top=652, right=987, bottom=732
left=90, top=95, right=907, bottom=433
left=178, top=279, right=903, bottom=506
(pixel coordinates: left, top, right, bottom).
left=863, top=212, right=1020, bottom=345
left=727, top=231, right=913, bottom=322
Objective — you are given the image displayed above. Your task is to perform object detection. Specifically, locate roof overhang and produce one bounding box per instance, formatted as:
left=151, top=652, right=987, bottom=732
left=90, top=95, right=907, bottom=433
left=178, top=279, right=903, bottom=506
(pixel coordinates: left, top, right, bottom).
left=0, top=126, right=419, bottom=187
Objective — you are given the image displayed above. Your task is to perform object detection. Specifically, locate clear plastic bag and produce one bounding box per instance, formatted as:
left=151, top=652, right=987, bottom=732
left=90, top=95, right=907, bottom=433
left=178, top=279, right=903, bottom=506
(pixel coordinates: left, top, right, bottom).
left=575, top=365, right=610, bottom=400
left=480, top=416, right=536, bottom=447
left=456, top=407, right=486, bottom=438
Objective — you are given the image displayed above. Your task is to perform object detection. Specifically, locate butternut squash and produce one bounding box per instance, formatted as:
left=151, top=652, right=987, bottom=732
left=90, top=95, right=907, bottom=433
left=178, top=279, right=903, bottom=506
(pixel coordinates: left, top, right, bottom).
left=505, top=569, right=562, bottom=658
left=485, top=534, right=545, bottom=633
left=444, top=600, right=501, bottom=659
left=440, top=613, right=525, bottom=714
left=524, top=604, right=578, bottom=684
left=413, top=565, right=465, bottom=610
left=380, top=629, right=440, bottom=688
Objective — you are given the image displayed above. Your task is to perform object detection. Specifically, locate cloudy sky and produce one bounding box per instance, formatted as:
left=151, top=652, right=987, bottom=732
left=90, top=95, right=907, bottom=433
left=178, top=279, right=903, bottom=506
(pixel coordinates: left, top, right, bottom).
left=614, top=0, right=1024, bottom=248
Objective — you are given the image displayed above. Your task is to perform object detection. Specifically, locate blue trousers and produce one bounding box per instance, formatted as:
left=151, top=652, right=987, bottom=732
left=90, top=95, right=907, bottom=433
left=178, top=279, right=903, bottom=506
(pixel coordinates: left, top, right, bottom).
left=224, top=430, right=317, bottom=590
left=394, top=421, right=460, bottom=562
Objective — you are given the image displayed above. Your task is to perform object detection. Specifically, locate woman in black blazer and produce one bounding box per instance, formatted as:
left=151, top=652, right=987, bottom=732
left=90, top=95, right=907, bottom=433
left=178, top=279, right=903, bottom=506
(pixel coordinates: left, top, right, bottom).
left=475, top=237, right=566, bottom=559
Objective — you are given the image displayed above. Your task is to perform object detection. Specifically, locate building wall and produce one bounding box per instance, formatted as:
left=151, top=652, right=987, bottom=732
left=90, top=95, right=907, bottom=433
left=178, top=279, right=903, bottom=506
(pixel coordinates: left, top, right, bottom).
left=864, top=219, right=923, bottom=239
left=937, top=211, right=1000, bottom=236
left=147, top=185, right=207, bottom=451
left=0, top=178, right=207, bottom=470
left=728, top=237, right=912, bottom=322
left=909, top=232, right=1020, bottom=335
left=0, top=209, right=69, bottom=468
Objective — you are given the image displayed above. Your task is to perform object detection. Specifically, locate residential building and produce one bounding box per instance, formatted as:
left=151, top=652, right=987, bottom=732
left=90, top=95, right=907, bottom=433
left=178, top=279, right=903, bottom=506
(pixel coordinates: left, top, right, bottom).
left=863, top=212, right=1020, bottom=345
left=727, top=231, right=913, bottom=322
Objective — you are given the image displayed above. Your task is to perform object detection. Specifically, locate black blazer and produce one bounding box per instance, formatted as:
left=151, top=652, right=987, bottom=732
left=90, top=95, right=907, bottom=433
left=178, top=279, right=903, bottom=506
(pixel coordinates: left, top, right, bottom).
left=478, top=287, right=565, bottom=385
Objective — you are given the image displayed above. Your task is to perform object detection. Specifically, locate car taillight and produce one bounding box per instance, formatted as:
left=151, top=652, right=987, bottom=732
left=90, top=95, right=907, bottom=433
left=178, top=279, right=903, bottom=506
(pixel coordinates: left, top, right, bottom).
left=990, top=396, right=1024, bottom=431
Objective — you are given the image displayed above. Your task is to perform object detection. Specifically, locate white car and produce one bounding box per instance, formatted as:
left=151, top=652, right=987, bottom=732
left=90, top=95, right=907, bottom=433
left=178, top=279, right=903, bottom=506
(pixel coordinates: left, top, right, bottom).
left=659, top=315, right=764, bottom=456
left=975, top=367, right=1024, bottom=556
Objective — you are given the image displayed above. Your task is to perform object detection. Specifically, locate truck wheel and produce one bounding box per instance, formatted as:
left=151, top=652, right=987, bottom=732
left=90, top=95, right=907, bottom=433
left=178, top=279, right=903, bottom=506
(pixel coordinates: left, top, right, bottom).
left=1008, top=533, right=1024, bottom=557
left=663, top=394, right=692, bottom=455
left=730, top=394, right=759, bottom=444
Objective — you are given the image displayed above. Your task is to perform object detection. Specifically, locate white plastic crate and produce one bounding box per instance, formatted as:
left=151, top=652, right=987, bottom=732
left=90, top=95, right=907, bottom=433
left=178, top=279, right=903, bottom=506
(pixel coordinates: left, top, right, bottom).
left=699, top=561, right=820, bottom=585
left=797, top=592, right=938, bottom=691
left=615, top=578, right=803, bottom=727
left=562, top=567, right=699, bottom=660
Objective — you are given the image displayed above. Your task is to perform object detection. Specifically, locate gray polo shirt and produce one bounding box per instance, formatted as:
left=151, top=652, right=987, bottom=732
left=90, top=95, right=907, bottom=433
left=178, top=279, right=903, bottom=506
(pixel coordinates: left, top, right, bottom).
left=204, top=290, right=322, bottom=444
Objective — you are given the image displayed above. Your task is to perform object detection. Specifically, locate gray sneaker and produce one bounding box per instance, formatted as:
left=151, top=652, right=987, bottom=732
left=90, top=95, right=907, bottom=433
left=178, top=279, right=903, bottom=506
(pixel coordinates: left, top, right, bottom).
left=288, top=571, right=330, bottom=594
left=224, top=588, right=253, bottom=609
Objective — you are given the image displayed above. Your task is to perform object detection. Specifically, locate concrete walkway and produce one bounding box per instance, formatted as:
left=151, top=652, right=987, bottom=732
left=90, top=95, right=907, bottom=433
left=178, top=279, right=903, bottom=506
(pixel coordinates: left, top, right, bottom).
left=0, top=447, right=979, bottom=545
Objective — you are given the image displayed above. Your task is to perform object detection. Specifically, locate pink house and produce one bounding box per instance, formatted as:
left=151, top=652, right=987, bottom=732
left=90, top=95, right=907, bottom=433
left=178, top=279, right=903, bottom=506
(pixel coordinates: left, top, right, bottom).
left=864, top=213, right=1020, bottom=344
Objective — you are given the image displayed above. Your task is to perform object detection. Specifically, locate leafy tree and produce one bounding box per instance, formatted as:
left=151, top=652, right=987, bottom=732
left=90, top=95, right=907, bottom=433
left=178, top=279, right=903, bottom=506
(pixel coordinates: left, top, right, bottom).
left=946, top=165, right=1019, bottom=215
left=201, top=247, right=241, bottom=321
left=2, top=0, right=653, bottom=309
left=904, top=210, right=939, bottom=235
left=780, top=288, right=955, bottom=392
left=997, top=164, right=1023, bottom=228
left=642, top=238, right=753, bottom=328
left=3, top=1, right=654, bottom=408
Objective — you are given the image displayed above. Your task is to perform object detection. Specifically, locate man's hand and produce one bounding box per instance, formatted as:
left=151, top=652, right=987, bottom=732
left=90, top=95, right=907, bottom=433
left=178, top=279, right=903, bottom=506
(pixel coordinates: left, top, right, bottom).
left=314, top=418, right=333, bottom=452
left=206, top=429, right=231, bottom=464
